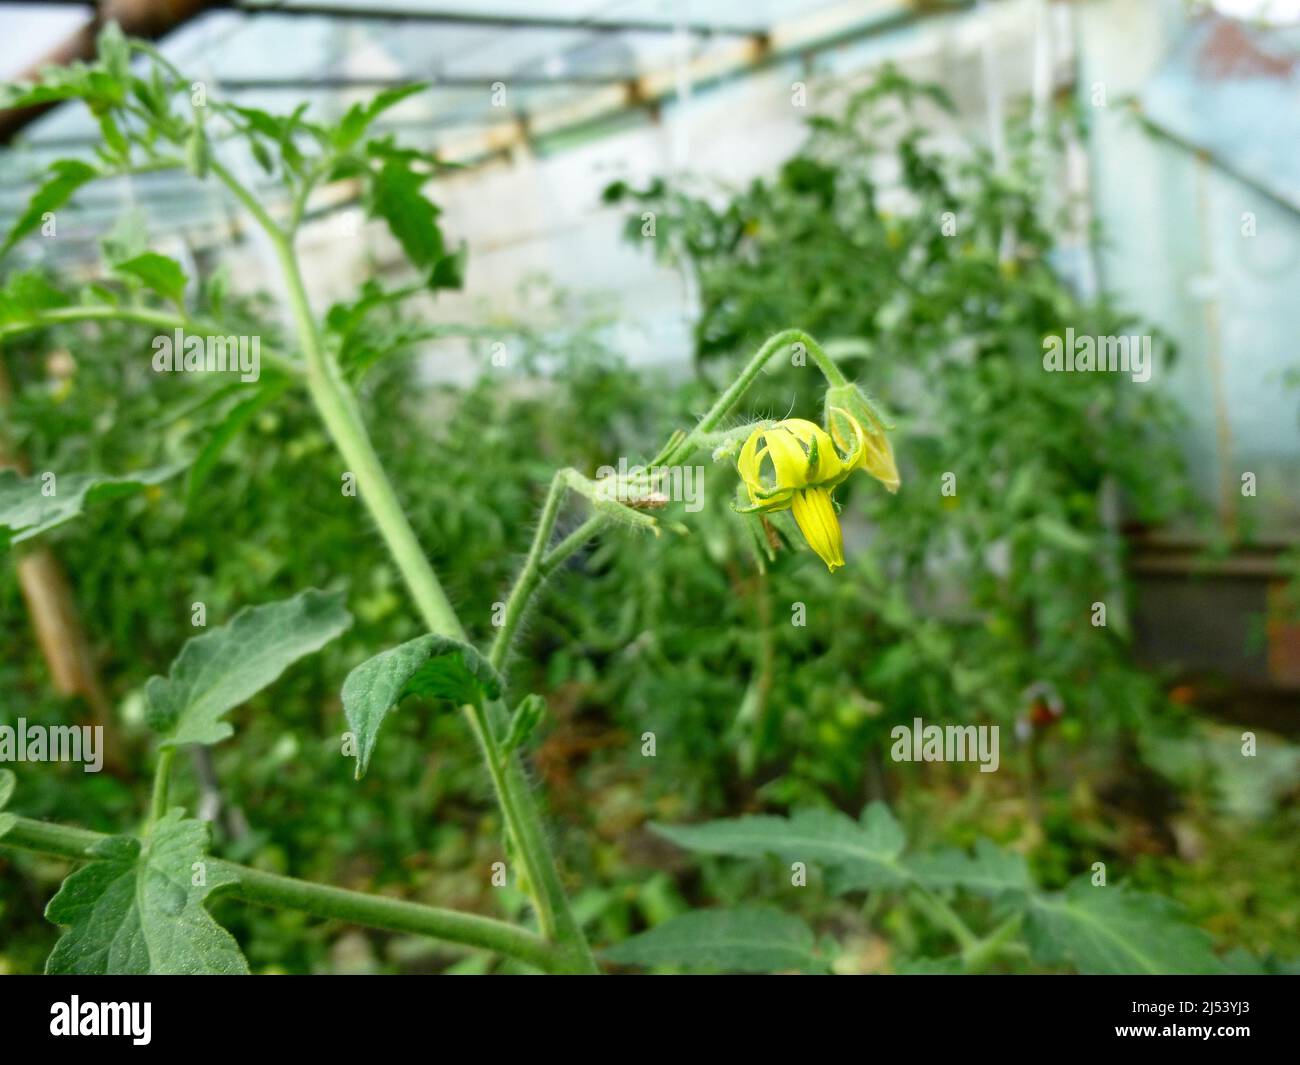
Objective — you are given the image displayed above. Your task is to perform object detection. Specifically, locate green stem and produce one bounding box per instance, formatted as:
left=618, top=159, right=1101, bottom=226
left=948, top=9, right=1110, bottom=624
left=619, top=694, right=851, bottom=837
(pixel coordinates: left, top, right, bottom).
left=0, top=306, right=298, bottom=374
left=148, top=748, right=175, bottom=828
left=495, top=328, right=851, bottom=689
left=475, top=334, right=844, bottom=965
left=465, top=701, right=555, bottom=943
left=245, top=196, right=463, bottom=641
left=540, top=516, right=604, bottom=577
left=659, top=329, right=848, bottom=466
left=489, top=472, right=568, bottom=671
left=208, top=159, right=596, bottom=971
left=0, top=816, right=567, bottom=973
left=910, top=885, right=980, bottom=952
left=962, top=912, right=1023, bottom=974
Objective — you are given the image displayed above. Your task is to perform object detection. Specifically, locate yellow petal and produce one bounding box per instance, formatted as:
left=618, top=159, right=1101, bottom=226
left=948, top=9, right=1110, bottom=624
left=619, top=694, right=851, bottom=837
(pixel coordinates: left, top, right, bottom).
left=737, top=429, right=768, bottom=499
left=826, top=406, right=866, bottom=464
left=822, top=388, right=901, bottom=494
left=764, top=426, right=816, bottom=490
left=790, top=486, right=845, bottom=572
left=785, top=418, right=849, bottom=485
left=779, top=418, right=824, bottom=443
left=822, top=406, right=867, bottom=487
left=736, top=426, right=796, bottom=510
left=860, top=428, right=900, bottom=493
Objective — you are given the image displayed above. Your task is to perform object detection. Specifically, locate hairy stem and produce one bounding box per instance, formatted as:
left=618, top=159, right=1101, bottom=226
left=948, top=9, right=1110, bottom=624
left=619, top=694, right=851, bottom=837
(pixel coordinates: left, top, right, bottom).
left=540, top=515, right=604, bottom=577
left=495, top=328, right=853, bottom=688
left=237, top=185, right=464, bottom=643
left=496, top=330, right=850, bottom=674
left=476, top=331, right=856, bottom=967
left=208, top=160, right=595, bottom=970
left=658, top=329, right=848, bottom=466
left=0, top=816, right=568, bottom=973
left=489, top=471, right=568, bottom=672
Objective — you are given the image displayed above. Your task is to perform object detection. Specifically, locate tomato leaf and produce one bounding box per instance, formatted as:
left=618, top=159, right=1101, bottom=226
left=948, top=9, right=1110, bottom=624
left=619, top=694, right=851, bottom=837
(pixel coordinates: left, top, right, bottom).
left=334, top=84, right=426, bottom=151
left=603, top=907, right=826, bottom=973
left=187, top=377, right=290, bottom=503
left=1026, top=878, right=1226, bottom=975
left=145, top=589, right=352, bottom=748
left=44, top=810, right=248, bottom=975
left=652, top=803, right=909, bottom=892
left=113, top=250, right=188, bottom=306
left=343, top=633, right=503, bottom=778
left=0, top=270, right=71, bottom=325
left=1, top=159, right=98, bottom=256
left=366, top=157, right=444, bottom=274
left=905, top=837, right=1033, bottom=898
left=0, top=464, right=185, bottom=551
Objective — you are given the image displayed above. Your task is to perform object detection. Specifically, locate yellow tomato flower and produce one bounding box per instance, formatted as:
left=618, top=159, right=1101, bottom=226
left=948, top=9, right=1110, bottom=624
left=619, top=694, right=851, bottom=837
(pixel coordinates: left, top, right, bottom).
left=736, top=407, right=892, bottom=572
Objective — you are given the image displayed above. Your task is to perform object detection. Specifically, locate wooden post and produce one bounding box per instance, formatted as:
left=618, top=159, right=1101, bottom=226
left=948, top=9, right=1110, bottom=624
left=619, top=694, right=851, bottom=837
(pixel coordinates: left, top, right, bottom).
left=0, top=351, right=127, bottom=774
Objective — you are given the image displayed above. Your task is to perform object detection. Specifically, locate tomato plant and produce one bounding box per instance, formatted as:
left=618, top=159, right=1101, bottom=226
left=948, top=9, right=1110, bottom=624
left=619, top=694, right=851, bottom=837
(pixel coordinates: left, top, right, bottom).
left=0, top=29, right=1284, bottom=976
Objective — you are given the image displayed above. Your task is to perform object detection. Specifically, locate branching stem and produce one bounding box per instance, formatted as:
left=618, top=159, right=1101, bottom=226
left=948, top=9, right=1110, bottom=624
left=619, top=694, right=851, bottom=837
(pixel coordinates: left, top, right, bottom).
left=0, top=816, right=569, bottom=973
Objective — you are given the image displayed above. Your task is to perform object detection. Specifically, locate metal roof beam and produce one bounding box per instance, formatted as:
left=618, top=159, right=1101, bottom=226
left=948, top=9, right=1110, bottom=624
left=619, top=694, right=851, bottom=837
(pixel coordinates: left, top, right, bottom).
left=233, top=2, right=758, bottom=37
left=217, top=74, right=623, bottom=89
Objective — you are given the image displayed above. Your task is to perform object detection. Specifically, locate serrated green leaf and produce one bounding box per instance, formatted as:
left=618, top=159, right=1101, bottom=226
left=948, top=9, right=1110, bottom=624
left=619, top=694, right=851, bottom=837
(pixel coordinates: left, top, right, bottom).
left=651, top=802, right=909, bottom=892
left=906, top=837, right=1033, bottom=898
left=325, top=278, right=402, bottom=346
left=113, top=251, right=187, bottom=306
left=604, top=906, right=824, bottom=973
left=1026, top=879, right=1225, bottom=975
left=229, top=104, right=287, bottom=141
left=1141, top=724, right=1300, bottom=819
left=1, top=159, right=98, bottom=256
left=0, top=464, right=184, bottom=551
left=145, top=589, right=352, bottom=748
left=367, top=157, right=444, bottom=273
left=0, top=270, right=70, bottom=325
left=335, top=84, right=426, bottom=151
left=343, top=633, right=503, bottom=778
left=0, top=50, right=124, bottom=115
left=429, top=244, right=467, bottom=290
left=45, top=809, right=248, bottom=975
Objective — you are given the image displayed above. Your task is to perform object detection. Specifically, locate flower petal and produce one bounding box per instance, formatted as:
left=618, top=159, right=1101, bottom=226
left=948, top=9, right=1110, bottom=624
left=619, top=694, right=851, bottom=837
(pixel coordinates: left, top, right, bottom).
left=764, top=426, right=816, bottom=490
left=790, top=486, right=845, bottom=571
left=737, top=427, right=767, bottom=491
left=860, top=426, right=900, bottom=493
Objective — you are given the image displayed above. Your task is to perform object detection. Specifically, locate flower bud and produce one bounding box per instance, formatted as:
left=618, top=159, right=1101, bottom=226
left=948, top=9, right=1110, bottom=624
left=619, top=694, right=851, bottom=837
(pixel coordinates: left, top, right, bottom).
left=824, top=384, right=900, bottom=493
